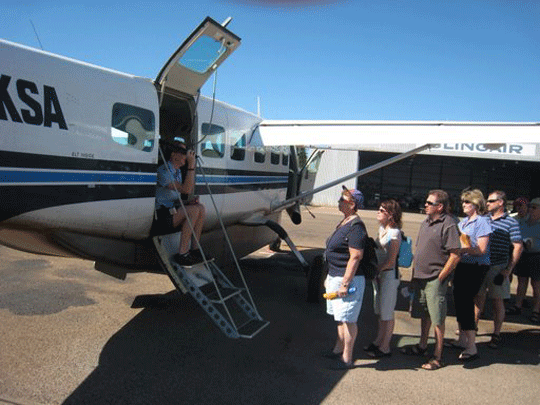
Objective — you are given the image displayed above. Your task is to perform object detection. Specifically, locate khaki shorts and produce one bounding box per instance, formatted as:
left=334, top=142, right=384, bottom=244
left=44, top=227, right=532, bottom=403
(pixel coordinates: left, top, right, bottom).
left=411, top=277, right=448, bottom=326
left=479, top=263, right=510, bottom=300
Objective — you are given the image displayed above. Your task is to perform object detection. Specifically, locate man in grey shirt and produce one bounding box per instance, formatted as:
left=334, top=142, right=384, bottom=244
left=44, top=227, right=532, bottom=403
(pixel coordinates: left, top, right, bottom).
left=402, top=190, right=460, bottom=370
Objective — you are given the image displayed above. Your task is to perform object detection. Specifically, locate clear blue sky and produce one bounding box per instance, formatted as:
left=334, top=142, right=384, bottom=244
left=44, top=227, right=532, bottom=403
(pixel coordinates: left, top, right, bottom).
left=2, top=0, right=539, bottom=121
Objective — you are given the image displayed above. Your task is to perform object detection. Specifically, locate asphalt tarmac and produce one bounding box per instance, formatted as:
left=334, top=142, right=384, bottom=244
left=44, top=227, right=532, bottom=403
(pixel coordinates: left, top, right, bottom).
left=0, top=207, right=539, bottom=405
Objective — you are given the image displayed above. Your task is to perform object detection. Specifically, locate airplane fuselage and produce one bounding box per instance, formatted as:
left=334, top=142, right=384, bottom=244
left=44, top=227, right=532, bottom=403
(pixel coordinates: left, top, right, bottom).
left=0, top=38, right=291, bottom=269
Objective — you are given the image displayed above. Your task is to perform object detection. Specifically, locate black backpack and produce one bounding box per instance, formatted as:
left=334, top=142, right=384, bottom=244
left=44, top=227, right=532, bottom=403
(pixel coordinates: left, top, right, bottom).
left=349, top=217, right=378, bottom=279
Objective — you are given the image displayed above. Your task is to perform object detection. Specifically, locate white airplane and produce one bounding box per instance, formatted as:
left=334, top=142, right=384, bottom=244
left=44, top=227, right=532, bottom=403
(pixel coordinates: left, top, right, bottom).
left=1, top=17, right=539, bottom=337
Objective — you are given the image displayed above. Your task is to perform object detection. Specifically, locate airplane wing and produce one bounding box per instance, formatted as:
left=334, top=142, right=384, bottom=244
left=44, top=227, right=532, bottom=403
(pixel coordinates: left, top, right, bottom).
left=258, top=120, right=540, bottom=150
left=257, top=120, right=540, bottom=213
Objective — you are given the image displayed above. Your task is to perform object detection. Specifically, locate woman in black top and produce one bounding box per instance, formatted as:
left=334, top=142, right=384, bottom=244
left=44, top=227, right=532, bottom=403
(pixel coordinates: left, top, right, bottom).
left=324, top=186, right=368, bottom=369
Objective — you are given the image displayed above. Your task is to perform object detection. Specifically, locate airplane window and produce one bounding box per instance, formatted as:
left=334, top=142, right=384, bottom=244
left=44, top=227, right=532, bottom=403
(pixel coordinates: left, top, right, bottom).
left=254, top=147, right=266, bottom=163
left=282, top=146, right=290, bottom=166
left=111, top=103, right=155, bottom=152
left=270, top=147, right=280, bottom=165
left=201, top=123, right=225, bottom=158
left=178, top=35, right=226, bottom=74
left=231, top=133, right=246, bottom=161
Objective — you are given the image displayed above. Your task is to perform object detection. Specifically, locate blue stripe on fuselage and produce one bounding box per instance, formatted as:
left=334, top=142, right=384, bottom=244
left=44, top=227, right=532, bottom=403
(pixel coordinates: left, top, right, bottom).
left=0, top=169, right=157, bottom=184
left=197, top=175, right=288, bottom=185
left=0, top=169, right=288, bottom=186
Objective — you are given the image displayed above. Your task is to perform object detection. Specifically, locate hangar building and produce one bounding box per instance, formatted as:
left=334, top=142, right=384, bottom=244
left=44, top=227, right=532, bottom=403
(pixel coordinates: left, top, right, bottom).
left=311, top=143, right=540, bottom=214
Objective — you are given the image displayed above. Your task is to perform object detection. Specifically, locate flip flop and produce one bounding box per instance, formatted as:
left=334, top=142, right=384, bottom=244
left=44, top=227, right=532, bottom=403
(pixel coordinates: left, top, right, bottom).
left=367, top=347, right=392, bottom=358
left=322, top=350, right=343, bottom=359
left=505, top=305, right=522, bottom=315
left=328, top=360, right=355, bottom=370
left=421, top=358, right=445, bottom=370
left=363, top=343, right=378, bottom=352
left=444, top=340, right=466, bottom=349
left=458, top=352, right=479, bottom=362
left=400, top=344, right=427, bottom=356
left=488, top=334, right=501, bottom=349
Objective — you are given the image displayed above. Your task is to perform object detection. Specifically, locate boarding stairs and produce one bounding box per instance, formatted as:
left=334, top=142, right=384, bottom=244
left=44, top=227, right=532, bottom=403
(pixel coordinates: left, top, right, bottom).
left=152, top=147, right=268, bottom=338
left=153, top=235, right=269, bottom=338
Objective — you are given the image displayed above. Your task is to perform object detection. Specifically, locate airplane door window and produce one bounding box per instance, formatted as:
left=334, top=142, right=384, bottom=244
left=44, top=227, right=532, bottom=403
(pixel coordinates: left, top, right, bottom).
left=178, top=35, right=227, bottom=74
left=111, top=103, right=155, bottom=152
left=247, top=126, right=266, bottom=163
left=230, top=133, right=246, bottom=161
left=201, top=123, right=225, bottom=158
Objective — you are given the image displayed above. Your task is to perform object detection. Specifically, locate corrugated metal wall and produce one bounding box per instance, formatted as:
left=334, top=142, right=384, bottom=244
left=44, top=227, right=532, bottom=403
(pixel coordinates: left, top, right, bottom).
left=311, top=150, right=358, bottom=207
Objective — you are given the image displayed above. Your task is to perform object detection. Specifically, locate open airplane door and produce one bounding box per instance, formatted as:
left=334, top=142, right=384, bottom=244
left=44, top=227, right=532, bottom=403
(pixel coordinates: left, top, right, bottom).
left=285, top=147, right=324, bottom=224
left=298, top=149, right=324, bottom=200
left=156, top=17, right=241, bottom=96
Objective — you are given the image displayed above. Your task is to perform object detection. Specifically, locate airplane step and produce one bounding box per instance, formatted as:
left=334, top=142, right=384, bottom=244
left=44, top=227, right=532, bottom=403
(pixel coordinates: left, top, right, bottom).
left=206, top=286, right=245, bottom=304
left=181, top=260, right=215, bottom=287
left=237, top=319, right=270, bottom=339
left=152, top=236, right=268, bottom=339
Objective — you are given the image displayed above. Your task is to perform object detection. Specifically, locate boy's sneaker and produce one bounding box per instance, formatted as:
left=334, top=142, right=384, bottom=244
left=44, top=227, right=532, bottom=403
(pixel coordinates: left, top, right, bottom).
left=172, top=253, right=196, bottom=267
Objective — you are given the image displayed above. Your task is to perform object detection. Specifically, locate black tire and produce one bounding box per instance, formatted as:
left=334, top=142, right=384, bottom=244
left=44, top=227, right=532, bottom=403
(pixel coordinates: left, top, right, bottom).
left=269, top=237, right=281, bottom=252
left=307, top=254, right=327, bottom=303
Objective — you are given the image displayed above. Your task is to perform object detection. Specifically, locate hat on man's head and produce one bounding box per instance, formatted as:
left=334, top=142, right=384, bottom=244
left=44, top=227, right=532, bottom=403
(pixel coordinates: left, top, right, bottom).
left=529, top=197, right=540, bottom=207
left=342, top=185, right=364, bottom=209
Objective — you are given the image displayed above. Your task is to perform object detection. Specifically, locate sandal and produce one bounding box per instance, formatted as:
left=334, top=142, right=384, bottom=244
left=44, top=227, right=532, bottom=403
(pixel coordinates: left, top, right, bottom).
left=458, top=351, right=479, bottom=362
left=488, top=334, right=501, bottom=349
left=328, top=360, right=355, bottom=370
left=367, top=347, right=392, bottom=358
left=506, top=305, right=522, bottom=315
left=421, top=357, right=445, bottom=370
left=400, top=344, right=427, bottom=357
left=530, top=312, right=540, bottom=323
left=363, top=343, right=378, bottom=353
left=444, top=340, right=466, bottom=349
left=322, top=350, right=343, bottom=359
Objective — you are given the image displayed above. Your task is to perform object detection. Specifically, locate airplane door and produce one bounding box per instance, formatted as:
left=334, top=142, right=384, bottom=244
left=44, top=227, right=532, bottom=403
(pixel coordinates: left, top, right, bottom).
left=285, top=148, right=324, bottom=224
left=298, top=149, right=324, bottom=203
left=156, top=17, right=241, bottom=96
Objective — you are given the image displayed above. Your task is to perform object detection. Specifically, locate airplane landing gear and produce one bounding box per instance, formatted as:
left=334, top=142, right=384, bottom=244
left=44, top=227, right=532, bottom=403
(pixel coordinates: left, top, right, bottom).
left=307, top=254, right=327, bottom=303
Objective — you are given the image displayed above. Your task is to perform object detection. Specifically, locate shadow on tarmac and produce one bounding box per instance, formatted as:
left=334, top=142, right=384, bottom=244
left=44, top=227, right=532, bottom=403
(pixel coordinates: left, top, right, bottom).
left=62, top=250, right=539, bottom=404
left=63, top=250, right=356, bottom=404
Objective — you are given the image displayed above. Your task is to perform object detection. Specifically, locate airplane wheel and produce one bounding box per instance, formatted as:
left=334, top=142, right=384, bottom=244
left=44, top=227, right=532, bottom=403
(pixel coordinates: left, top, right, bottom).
left=307, top=254, right=327, bottom=303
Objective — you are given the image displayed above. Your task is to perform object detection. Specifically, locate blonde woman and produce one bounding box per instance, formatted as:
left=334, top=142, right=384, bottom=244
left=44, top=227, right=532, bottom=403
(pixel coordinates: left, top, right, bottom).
left=452, top=189, right=492, bottom=361
left=365, top=199, right=402, bottom=358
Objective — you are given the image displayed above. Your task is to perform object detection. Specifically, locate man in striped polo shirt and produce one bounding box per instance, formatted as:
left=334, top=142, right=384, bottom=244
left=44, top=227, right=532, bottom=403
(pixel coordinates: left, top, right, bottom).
left=474, top=190, right=523, bottom=349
